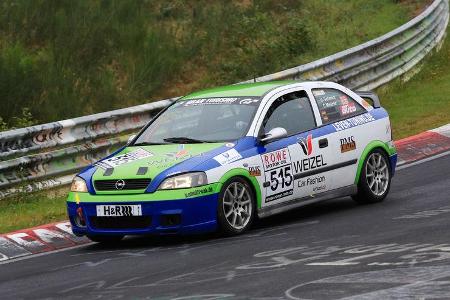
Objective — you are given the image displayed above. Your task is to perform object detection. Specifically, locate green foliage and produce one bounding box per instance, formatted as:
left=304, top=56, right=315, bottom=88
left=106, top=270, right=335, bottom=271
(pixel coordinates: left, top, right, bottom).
left=12, top=107, right=38, bottom=128
left=0, top=117, right=8, bottom=131
left=377, top=24, right=450, bottom=139
left=0, top=107, right=38, bottom=131
left=0, top=0, right=418, bottom=128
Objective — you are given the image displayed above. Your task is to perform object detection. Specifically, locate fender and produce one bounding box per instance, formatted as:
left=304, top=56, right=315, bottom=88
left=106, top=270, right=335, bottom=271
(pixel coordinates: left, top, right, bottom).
left=218, top=168, right=263, bottom=208
left=355, top=140, right=397, bottom=185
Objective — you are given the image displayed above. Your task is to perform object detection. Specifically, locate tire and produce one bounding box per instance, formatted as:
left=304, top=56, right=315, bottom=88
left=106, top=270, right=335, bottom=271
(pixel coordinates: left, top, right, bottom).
left=353, top=149, right=391, bottom=204
left=87, top=234, right=124, bottom=244
left=217, top=177, right=256, bottom=235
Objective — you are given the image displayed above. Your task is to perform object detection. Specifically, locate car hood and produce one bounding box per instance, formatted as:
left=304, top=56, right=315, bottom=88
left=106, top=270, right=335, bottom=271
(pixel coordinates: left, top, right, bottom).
left=92, top=143, right=224, bottom=184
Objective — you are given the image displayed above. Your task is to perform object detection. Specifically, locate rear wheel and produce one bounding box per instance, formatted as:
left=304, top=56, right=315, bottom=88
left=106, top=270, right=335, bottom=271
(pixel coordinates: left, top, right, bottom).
left=353, top=149, right=391, bottom=204
left=87, top=234, right=124, bottom=244
left=217, top=177, right=256, bottom=235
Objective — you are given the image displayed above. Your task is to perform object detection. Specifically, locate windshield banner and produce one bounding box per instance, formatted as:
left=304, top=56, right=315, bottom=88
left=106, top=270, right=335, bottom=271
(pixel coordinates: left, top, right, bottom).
left=181, top=97, right=261, bottom=107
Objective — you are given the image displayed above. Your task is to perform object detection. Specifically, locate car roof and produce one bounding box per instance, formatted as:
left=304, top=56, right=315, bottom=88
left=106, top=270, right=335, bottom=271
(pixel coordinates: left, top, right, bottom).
left=181, top=80, right=298, bottom=100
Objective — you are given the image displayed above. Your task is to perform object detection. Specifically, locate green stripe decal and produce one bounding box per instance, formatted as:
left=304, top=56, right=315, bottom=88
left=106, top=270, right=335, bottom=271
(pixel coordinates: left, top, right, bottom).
left=67, top=183, right=221, bottom=203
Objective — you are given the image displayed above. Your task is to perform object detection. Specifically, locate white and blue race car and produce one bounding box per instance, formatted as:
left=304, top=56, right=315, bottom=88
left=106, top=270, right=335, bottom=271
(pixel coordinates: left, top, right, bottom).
left=68, top=81, right=396, bottom=242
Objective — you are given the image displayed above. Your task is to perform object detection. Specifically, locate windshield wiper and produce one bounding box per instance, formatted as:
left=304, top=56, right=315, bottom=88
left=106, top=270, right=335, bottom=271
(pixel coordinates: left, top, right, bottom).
left=133, top=141, right=167, bottom=146
left=163, top=137, right=208, bottom=144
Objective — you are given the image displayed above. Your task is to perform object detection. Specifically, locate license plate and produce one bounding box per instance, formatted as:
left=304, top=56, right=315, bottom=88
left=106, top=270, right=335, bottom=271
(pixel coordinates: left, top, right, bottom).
left=96, top=205, right=142, bottom=217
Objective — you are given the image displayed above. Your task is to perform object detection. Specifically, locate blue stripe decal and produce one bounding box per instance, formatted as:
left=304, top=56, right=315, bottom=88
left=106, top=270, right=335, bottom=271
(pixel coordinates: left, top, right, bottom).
left=78, top=146, right=126, bottom=195
left=146, top=144, right=235, bottom=192
left=191, top=109, right=389, bottom=173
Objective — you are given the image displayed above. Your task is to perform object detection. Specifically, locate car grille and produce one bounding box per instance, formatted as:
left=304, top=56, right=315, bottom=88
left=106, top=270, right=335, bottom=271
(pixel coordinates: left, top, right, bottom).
left=94, top=179, right=151, bottom=191
left=89, top=216, right=152, bottom=230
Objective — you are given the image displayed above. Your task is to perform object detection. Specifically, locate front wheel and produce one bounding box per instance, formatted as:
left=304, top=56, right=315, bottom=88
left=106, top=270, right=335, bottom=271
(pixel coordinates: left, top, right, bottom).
left=353, top=149, right=391, bottom=204
left=217, top=177, right=256, bottom=235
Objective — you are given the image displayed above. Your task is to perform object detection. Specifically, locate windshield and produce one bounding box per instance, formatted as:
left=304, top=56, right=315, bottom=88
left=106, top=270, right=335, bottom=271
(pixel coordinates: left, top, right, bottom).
left=134, top=97, right=261, bottom=144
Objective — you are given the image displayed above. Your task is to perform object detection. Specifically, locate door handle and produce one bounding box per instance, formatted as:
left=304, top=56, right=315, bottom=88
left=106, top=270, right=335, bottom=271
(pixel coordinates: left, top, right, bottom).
left=319, top=138, right=328, bottom=148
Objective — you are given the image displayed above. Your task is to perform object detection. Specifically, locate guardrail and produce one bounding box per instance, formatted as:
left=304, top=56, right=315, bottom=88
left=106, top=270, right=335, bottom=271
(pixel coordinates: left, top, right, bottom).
left=0, top=0, right=448, bottom=199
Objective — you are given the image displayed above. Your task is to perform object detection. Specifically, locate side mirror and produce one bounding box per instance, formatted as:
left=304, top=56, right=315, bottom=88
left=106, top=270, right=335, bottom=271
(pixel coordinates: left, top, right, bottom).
left=127, top=134, right=137, bottom=145
left=259, top=127, right=288, bottom=144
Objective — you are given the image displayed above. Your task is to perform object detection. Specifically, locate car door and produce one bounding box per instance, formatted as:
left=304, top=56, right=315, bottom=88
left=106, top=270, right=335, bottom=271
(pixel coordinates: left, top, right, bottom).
left=310, top=87, right=368, bottom=190
left=257, top=90, right=332, bottom=207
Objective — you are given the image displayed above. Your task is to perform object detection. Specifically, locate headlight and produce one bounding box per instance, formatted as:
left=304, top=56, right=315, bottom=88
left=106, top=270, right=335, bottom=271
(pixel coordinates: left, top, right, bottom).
left=70, top=176, right=88, bottom=192
left=158, top=172, right=207, bottom=190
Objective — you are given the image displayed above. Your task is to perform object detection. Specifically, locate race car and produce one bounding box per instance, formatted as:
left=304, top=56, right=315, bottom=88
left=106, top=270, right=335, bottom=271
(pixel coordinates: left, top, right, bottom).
left=67, top=81, right=397, bottom=243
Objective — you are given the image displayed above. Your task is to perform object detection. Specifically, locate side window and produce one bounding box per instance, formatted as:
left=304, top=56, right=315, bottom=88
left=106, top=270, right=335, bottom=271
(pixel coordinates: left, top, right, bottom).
left=312, top=89, right=365, bottom=124
left=262, top=91, right=316, bottom=136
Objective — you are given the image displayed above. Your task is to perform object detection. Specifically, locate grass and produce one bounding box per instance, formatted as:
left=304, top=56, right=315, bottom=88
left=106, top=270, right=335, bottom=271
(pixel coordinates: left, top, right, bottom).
left=377, top=25, right=450, bottom=139
left=0, top=0, right=423, bottom=129
left=0, top=188, right=67, bottom=234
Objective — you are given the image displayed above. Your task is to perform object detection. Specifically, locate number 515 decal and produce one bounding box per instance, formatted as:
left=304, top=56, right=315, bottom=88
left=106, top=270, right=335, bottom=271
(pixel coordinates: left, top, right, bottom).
left=265, top=164, right=294, bottom=202
left=262, top=148, right=295, bottom=203
left=270, top=166, right=293, bottom=191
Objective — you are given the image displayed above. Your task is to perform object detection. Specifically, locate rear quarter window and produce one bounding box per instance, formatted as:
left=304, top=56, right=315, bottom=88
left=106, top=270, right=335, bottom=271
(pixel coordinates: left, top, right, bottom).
left=312, top=88, right=365, bottom=124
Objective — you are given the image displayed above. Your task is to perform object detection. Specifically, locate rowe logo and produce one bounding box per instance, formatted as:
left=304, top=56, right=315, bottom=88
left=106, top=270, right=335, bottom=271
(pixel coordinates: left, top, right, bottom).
left=298, top=134, right=313, bottom=156
left=115, top=179, right=125, bottom=190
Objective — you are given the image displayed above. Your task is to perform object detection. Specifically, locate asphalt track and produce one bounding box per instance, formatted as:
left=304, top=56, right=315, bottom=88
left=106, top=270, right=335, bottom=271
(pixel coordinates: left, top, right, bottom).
left=1, top=154, right=450, bottom=300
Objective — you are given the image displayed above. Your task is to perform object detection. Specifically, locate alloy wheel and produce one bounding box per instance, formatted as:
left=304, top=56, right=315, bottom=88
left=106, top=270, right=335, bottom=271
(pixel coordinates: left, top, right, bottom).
left=365, top=152, right=390, bottom=196
left=222, top=182, right=252, bottom=230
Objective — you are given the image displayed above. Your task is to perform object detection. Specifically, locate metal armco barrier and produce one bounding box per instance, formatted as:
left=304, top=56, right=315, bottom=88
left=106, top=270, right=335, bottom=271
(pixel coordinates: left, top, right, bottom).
left=0, top=0, right=448, bottom=199
left=0, top=99, right=176, bottom=198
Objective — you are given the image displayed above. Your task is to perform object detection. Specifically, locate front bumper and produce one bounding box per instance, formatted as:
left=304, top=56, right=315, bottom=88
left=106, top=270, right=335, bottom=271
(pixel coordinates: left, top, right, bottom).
left=67, top=194, right=219, bottom=236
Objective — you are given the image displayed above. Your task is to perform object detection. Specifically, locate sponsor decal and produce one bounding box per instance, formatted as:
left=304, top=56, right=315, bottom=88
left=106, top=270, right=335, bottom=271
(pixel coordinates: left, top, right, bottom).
left=262, top=148, right=293, bottom=202
left=266, top=189, right=294, bottom=202
left=184, top=186, right=214, bottom=198
left=313, top=89, right=325, bottom=96
left=248, top=166, right=261, bottom=177
left=96, top=148, right=153, bottom=169
left=262, top=148, right=291, bottom=170
left=339, top=95, right=349, bottom=105
left=294, top=133, right=327, bottom=176
left=239, top=98, right=260, bottom=105
left=214, top=149, right=242, bottom=166
left=339, top=103, right=357, bottom=115
left=340, top=136, right=356, bottom=153
left=298, top=134, right=313, bottom=156
left=316, top=95, right=338, bottom=106
left=184, top=98, right=238, bottom=106
left=146, top=146, right=193, bottom=168
left=147, top=155, right=194, bottom=168
left=298, top=175, right=327, bottom=192
left=313, top=185, right=326, bottom=192
left=165, top=144, right=189, bottom=159
left=183, top=97, right=260, bottom=107
left=293, top=155, right=327, bottom=173
left=322, top=101, right=340, bottom=109
left=332, top=113, right=375, bottom=132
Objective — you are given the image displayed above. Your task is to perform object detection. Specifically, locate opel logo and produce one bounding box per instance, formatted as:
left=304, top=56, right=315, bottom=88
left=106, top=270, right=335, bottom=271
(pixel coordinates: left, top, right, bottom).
left=115, top=179, right=125, bottom=190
